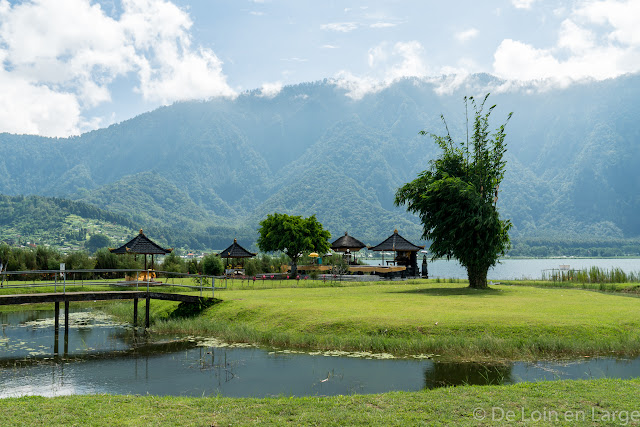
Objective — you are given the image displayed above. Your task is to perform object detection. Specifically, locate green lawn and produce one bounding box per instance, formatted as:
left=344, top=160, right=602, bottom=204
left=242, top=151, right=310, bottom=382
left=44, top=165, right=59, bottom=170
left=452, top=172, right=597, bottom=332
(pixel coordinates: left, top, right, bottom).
left=1, top=379, right=638, bottom=426
left=3, top=279, right=640, bottom=359
left=128, top=281, right=640, bottom=360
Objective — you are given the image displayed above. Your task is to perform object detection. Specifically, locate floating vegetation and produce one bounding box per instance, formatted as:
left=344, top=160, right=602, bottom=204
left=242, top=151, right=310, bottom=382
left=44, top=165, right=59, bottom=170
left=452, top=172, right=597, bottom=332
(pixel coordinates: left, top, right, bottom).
left=191, top=336, right=254, bottom=349
left=188, top=336, right=437, bottom=360
left=270, top=349, right=398, bottom=360
left=21, top=311, right=129, bottom=330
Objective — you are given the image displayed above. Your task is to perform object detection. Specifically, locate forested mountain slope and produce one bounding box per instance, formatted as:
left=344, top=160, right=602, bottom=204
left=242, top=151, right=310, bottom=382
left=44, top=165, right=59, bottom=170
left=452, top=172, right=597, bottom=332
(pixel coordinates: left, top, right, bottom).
left=1, top=73, right=639, bottom=252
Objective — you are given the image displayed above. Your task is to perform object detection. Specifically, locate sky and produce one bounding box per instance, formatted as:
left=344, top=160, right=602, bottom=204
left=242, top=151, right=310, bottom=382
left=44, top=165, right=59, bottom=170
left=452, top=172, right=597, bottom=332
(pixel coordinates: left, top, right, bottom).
left=0, top=0, right=638, bottom=137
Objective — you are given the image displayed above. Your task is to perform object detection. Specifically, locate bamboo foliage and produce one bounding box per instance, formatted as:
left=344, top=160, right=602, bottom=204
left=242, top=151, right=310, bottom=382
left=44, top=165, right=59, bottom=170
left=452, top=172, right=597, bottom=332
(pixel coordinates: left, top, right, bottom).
left=395, top=94, right=512, bottom=289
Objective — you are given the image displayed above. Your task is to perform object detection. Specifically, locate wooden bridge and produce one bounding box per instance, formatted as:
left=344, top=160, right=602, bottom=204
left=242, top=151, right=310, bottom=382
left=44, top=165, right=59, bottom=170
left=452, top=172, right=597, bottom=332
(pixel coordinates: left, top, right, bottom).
left=0, top=268, right=222, bottom=331
left=0, top=290, right=209, bottom=330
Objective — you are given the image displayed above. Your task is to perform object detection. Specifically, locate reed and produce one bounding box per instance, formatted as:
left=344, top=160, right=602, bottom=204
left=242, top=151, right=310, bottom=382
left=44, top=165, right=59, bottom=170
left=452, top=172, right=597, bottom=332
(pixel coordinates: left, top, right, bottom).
left=542, top=266, right=640, bottom=284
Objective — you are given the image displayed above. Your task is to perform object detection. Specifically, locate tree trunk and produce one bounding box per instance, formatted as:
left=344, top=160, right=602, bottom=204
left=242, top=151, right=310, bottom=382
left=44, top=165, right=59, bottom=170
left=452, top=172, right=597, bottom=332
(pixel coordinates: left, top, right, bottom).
left=467, top=264, right=489, bottom=289
left=290, top=259, right=298, bottom=277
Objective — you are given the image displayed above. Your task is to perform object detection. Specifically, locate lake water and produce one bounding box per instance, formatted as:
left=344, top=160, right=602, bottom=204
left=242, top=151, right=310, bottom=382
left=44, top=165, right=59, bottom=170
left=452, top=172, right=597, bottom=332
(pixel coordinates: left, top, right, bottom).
left=1, top=309, right=639, bottom=398
left=363, top=258, right=640, bottom=280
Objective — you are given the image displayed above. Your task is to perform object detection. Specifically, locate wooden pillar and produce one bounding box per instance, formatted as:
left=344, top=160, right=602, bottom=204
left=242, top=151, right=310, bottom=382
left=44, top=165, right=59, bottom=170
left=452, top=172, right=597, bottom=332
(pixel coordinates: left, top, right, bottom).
left=54, top=328, right=59, bottom=355
left=64, top=300, right=70, bottom=332
left=64, top=299, right=69, bottom=356
left=133, top=297, right=138, bottom=326
left=54, top=301, right=60, bottom=334
left=145, top=294, right=150, bottom=329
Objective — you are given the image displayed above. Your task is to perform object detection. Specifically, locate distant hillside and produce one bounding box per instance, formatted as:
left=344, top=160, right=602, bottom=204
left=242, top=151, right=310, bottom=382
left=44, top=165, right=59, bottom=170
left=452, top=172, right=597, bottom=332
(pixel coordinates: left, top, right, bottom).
left=0, top=194, right=138, bottom=250
left=1, top=74, right=639, bottom=253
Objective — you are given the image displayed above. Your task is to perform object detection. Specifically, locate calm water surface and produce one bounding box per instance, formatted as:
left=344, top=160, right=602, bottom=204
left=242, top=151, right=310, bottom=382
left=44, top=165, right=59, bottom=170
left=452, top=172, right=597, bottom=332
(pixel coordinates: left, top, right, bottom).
left=364, top=258, right=640, bottom=280
left=1, top=309, right=639, bottom=398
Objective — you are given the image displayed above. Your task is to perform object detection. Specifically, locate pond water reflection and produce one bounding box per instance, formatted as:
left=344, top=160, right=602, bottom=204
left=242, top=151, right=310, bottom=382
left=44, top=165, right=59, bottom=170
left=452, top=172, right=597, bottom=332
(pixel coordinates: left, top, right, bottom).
left=1, top=310, right=639, bottom=398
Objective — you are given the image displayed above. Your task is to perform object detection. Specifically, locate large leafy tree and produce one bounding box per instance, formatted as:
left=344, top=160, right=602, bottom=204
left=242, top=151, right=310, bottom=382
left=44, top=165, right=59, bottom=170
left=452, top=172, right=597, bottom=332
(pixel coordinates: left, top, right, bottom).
left=257, top=213, right=331, bottom=276
left=395, top=94, right=512, bottom=289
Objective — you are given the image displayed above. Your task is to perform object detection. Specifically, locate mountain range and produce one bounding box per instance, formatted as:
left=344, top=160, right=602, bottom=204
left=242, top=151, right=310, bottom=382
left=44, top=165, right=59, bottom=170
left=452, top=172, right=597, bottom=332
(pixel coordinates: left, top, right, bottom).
left=1, top=73, right=639, bottom=253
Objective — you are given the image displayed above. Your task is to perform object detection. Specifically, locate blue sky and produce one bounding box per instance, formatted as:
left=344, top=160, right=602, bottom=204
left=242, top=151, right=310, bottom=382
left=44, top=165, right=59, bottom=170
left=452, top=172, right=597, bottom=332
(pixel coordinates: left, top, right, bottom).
left=0, top=0, right=638, bottom=136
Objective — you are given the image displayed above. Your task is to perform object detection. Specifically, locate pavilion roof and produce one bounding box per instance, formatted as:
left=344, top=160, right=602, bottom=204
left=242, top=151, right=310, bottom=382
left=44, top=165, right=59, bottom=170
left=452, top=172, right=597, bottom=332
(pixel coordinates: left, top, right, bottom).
left=331, top=232, right=366, bottom=252
left=218, top=239, right=256, bottom=258
left=369, top=229, right=423, bottom=252
left=109, top=230, right=172, bottom=255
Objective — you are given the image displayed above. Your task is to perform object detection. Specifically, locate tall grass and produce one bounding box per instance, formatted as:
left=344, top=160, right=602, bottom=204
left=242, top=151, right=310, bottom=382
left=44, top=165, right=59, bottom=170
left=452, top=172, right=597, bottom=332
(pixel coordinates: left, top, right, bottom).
left=542, top=266, right=640, bottom=284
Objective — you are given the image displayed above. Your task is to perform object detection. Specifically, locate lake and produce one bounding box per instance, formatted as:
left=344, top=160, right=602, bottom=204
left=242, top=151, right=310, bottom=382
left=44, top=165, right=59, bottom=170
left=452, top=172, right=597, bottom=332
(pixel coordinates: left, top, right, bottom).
left=363, top=258, right=640, bottom=280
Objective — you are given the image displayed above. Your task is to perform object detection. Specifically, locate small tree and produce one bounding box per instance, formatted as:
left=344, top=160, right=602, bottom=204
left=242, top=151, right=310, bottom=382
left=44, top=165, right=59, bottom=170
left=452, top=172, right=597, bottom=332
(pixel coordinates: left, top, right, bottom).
left=257, top=213, right=331, bottom=276
left=201, top=253, right=224, bottom=276
left=161, top=252, right=186, bottom=275
left=395, top=94, right=512, bottom=289
left=86, top=234, right=111, bottom=254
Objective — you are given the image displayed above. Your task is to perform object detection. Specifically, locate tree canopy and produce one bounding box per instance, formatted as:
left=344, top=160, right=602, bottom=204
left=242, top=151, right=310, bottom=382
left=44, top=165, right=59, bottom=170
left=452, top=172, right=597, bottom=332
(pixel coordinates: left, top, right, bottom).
left=257, top=213, right=331, bottom=275
left=395, top=94, right=512, bottom=289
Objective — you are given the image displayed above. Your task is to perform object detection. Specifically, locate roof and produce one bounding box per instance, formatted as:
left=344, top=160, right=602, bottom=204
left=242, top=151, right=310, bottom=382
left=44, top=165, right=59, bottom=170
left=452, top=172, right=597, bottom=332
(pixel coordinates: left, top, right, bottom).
left=331, top=232, right=366, bottom=251
left=109, top=230, right=172, bottom=255
left=218, top=239, right=257, bottom=258
left=369, top=229, right=423, bottom=252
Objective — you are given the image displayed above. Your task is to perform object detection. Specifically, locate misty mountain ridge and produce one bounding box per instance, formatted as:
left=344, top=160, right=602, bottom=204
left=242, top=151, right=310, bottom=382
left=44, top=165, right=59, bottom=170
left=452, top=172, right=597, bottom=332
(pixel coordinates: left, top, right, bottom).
left=1, top=73, right=639, bottom=251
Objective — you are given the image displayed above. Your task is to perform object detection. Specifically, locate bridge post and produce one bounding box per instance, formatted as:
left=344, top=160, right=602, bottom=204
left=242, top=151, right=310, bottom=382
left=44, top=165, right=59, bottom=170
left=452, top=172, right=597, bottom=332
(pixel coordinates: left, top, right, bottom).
left=54, top=301, right=60, bottom=333
left=64, top=300, right=69, bottom=332
left=133, top=297, right=138, bottom=326
left=145, top=294, right=150, bottom=329
left=54, top=301, right=60, bottom=356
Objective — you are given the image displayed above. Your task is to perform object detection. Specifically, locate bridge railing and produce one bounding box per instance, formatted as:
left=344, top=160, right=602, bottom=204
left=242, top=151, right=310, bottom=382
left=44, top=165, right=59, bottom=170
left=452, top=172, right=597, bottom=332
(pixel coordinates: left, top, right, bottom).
left=0, top=268, right=226, bottom=298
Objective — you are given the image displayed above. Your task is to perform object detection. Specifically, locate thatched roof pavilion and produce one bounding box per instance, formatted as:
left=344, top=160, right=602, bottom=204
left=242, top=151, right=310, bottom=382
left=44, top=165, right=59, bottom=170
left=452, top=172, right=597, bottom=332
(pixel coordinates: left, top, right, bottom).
left=331, top=232, right=366, bottom=252
left=369, top=229, right=422, bottom=252
left=369, top=229, right=424, bottom=276
left=110, top=229, right=172, bottom=270
left=218, top=239, right=256, bottom=273
left=331, top=232, right=366, bottom=264
left=218, top=239, right=256, bottom=259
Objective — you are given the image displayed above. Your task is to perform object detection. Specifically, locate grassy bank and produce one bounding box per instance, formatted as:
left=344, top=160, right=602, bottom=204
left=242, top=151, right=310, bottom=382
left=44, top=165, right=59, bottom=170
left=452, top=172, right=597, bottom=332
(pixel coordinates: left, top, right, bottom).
left=99, top=281, right=640, bottom=361
left=501, top=279, right=640, bottom=294
left=1, top=379, right=638, bottom=426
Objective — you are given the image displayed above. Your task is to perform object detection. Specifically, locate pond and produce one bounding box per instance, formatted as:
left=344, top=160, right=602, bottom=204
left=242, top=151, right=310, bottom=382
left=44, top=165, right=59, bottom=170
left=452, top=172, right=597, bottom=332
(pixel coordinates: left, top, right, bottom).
left=1, top=309, right=639, bottom=398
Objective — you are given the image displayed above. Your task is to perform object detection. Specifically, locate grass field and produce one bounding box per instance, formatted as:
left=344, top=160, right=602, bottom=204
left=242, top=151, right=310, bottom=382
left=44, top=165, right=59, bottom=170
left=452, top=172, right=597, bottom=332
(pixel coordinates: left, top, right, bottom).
left=2, top=279, right=640, bottom=425
left=96, top=280, right=640, bottom=361
left=1, top=379, right=638, bottom=426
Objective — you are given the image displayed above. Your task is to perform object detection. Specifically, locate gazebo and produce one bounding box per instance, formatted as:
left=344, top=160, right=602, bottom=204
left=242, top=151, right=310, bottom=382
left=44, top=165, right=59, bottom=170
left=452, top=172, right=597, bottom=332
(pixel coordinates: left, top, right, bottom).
left=110, top=229, right=172, bottom=273
left=369, top=229, right=424, bottom=276
left=331, top=232, right=366, bottom=264
left=218, top=239, right=256, bottom=274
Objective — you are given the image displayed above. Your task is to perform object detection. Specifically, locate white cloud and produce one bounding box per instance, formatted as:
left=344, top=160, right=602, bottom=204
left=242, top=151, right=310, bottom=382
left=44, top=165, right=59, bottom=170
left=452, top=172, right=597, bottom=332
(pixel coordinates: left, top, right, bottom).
left=370, top=22, right=396, bottom=28
left=511, top=0, right=537, bottom=9
left=557, top=19, right=594, bottom=53
left=0, top=67, right=83, bottom=136
left=258, top=81, right=283, bottom=98
left=0, top=0, right=234, bottom=136
left=455, top=28, right=479, bottom=43
left=320, top=22, right=358, bottom=32
left=335, top=41, right=428, bottom=99
left=492, top=0, right=640, bottom=85
left=576, top=0, right=640, bottom=45
left=321, top=44, right=339, bottom=49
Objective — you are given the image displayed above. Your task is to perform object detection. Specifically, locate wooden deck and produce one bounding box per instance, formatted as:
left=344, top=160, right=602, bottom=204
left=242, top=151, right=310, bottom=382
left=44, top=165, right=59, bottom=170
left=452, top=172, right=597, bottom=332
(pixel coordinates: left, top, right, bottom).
left=296, top=265, right=407, bottom=274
